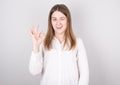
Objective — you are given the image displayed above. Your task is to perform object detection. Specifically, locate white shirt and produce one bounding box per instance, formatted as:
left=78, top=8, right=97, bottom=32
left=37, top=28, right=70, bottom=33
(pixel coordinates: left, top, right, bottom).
left=29, top=37, right=89, bottom=85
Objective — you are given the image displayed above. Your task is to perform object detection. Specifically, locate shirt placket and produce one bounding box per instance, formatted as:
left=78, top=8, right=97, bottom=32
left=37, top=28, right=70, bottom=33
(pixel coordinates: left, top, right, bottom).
left=57, top=40, right=62, bottom=85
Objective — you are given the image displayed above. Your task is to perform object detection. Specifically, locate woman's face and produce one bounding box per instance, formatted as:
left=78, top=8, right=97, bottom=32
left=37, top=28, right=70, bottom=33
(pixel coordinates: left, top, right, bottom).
left=51, top=11, right=67, bottom=35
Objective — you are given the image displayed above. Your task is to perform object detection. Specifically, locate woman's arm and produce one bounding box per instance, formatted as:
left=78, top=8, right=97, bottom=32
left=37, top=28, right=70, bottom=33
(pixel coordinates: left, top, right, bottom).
left=29, top=25, right=45, bottom=76
left=29, top=44, right=44, bottom=76
left=77, top=38, right=89, bottom=85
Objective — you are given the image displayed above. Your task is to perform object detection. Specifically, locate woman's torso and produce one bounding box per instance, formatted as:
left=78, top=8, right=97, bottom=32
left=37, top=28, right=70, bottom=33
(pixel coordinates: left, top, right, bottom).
left=40, top=37, right=79, bottom=85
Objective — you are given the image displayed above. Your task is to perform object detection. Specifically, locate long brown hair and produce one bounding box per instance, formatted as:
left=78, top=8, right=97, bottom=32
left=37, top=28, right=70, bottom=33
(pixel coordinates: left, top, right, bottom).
left=44, top=4, right=76, bottom=50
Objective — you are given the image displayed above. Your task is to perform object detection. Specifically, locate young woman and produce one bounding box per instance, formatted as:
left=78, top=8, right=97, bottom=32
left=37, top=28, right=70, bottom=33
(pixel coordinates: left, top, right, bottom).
left=29, top=4, right=89, bottom=85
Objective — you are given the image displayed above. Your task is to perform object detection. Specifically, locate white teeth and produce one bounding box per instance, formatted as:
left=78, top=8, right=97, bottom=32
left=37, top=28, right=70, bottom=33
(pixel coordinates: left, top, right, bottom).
left=56, top=26, right=62, bottom=29
left=57, top=27, right=61, bottom=29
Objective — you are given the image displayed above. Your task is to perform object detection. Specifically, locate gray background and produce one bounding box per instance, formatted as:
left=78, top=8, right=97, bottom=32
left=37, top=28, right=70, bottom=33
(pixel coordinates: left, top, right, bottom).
left=0, top=0, right=120, bottom=85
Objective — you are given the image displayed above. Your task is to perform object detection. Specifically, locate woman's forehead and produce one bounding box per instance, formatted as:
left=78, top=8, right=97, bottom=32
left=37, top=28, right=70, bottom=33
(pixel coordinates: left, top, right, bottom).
left=51, top=11, right=66, bottom=18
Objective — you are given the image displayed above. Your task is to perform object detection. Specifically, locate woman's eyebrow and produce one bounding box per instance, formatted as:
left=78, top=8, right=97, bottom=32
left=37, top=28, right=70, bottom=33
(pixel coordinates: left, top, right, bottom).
left=51, top=16, right=65, bottom=18
left=51, top=17, right=56, bottom=18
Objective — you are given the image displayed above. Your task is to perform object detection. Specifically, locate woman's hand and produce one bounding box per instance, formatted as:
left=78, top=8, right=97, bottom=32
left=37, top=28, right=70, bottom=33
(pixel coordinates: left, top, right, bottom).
left=30, top=25, right=45, bottom=53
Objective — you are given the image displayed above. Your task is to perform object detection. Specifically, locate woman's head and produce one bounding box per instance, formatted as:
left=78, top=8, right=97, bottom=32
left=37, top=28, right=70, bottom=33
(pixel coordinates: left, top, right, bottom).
left=44, top=4, right=76, bottom=50
left=51, top=10, right=67, bottom=36
left=49, top=4, right=72, bottom=35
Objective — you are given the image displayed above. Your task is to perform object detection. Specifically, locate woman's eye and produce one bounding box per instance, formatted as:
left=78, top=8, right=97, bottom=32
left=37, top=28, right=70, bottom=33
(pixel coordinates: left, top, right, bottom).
left=52, top=18, right=56, bottom=21
left=61, top=18, right=65, bottom=20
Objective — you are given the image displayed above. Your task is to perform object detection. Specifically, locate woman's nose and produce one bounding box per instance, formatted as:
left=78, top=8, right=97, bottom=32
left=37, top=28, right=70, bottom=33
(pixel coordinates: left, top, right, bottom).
left=56, top=20, right=61, bottom=26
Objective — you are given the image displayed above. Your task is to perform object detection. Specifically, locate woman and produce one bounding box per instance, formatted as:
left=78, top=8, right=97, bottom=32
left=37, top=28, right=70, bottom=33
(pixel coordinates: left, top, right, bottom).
left=29, top=4, right=89, bottom=85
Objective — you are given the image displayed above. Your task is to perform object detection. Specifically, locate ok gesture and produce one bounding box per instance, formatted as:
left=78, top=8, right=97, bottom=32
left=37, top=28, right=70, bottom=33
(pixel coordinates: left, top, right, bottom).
left=30, top=25, right=45, bottom=52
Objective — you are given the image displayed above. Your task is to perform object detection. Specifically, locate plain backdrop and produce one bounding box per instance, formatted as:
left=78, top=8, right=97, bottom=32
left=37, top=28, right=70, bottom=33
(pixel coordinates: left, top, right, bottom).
left=0, top=0, right=120, bottom=85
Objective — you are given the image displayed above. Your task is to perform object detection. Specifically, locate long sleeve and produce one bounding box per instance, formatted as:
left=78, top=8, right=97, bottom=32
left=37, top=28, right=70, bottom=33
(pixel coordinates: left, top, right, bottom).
left=29, top=44, right=44, bottom=76
left=77, top=38, right=89, bottom=85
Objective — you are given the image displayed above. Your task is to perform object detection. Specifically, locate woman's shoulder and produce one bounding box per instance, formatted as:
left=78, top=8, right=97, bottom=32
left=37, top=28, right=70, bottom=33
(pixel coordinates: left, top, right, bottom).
left=76, top=37, right=83, bottom=43
left=76, top=37, right=85, bottom=47
left=75, top=37, right=87, bottom=53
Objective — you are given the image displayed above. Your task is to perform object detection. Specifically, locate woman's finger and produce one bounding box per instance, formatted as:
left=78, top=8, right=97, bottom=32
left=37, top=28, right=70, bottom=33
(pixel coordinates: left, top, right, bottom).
left=39, top=32, right=45, bottom=40
left=37, top=25, right=39, bottom=32
left=34, top=25, right=39, bottom=34
left=31, top=26, right=35, bottom=35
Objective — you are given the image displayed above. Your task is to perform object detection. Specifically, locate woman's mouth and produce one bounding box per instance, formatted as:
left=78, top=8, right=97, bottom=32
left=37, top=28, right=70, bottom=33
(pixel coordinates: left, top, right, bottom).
left=56, top=26, right=63, bottom=29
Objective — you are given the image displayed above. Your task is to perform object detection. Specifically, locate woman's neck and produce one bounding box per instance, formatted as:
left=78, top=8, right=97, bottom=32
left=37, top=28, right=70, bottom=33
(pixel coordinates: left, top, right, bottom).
left=55, top=33, right=65, bottom=43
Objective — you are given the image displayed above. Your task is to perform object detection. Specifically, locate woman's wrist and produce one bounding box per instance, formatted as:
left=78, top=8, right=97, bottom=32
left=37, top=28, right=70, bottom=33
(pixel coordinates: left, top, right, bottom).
left=32, top=45, right=39, bottom=53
